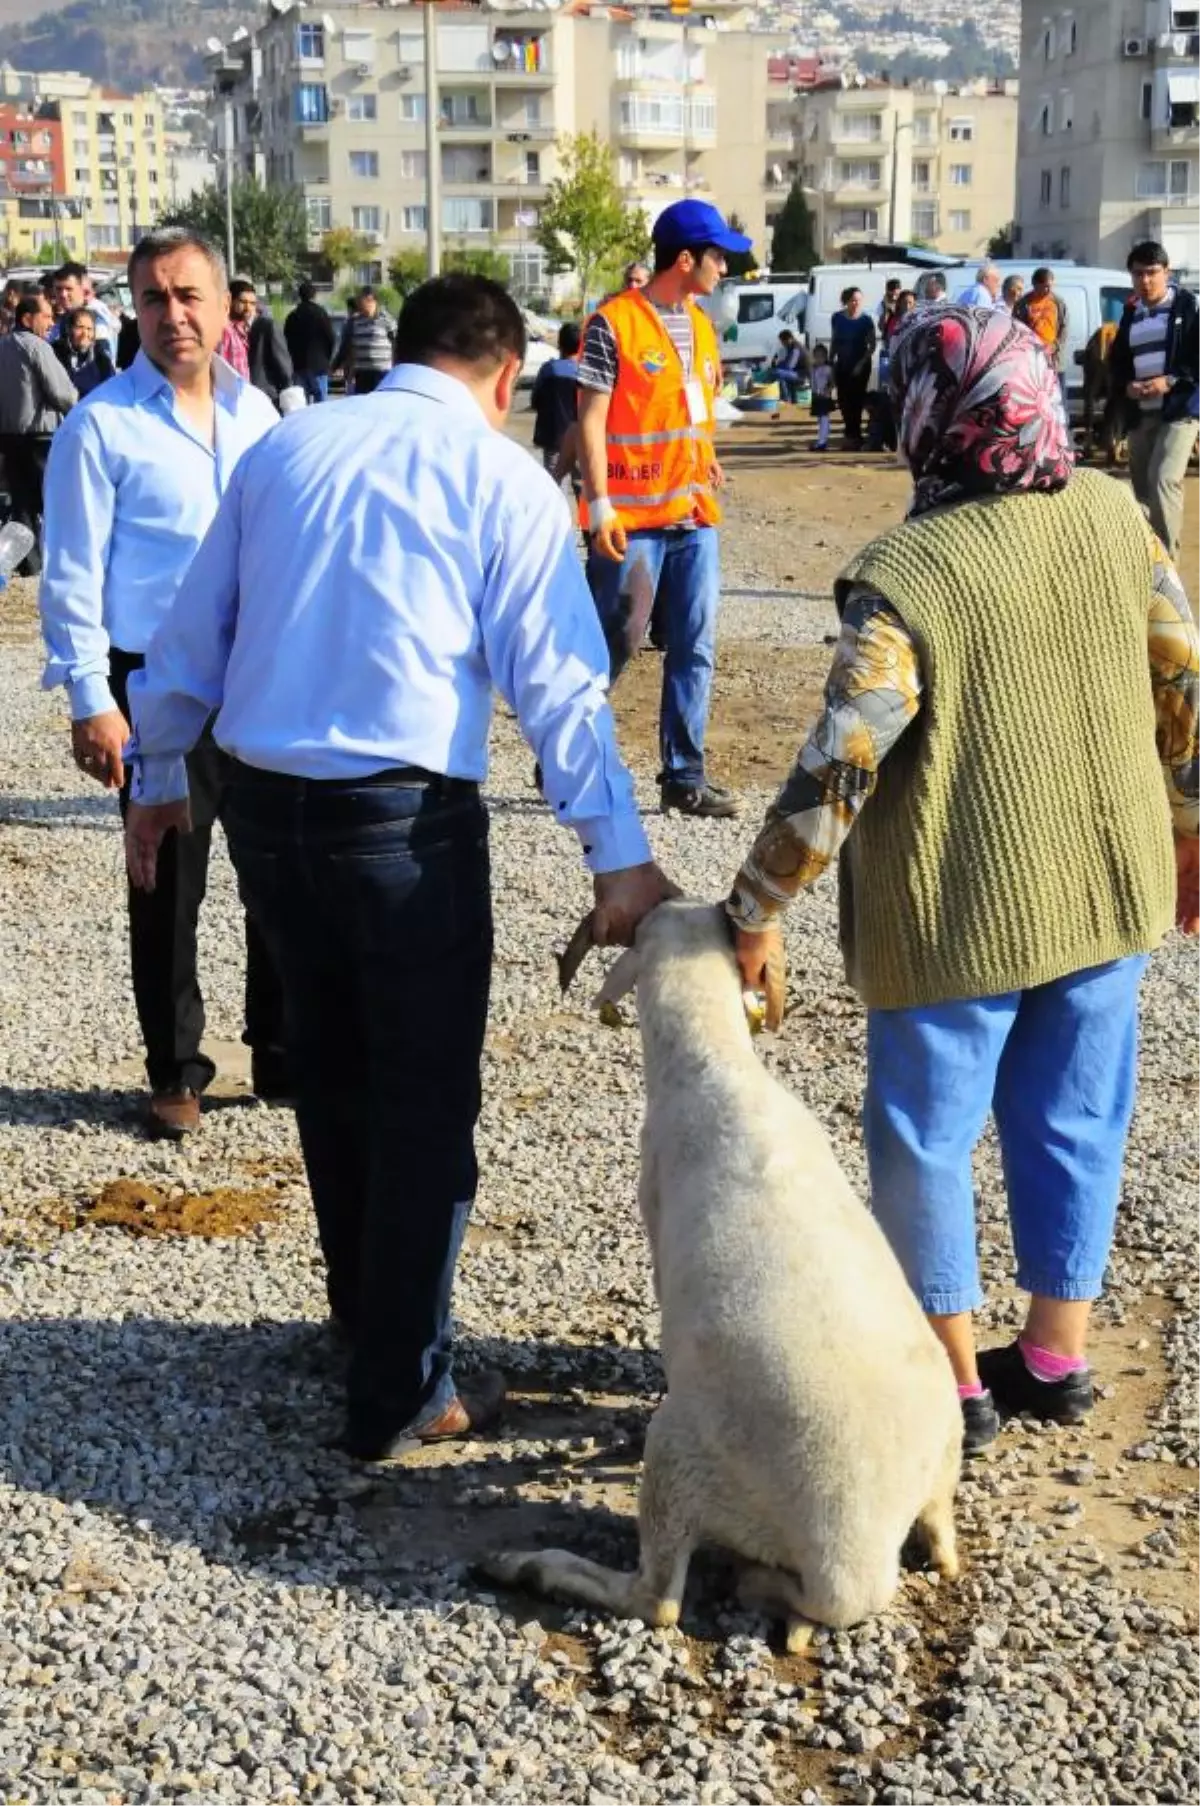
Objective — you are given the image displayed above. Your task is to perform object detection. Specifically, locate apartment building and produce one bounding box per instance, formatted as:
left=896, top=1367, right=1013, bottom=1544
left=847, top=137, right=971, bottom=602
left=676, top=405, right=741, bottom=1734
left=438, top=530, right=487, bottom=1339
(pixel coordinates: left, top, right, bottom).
left=0, top=65, right=168, bottom=262
left=794, top=74, right=1020, bottom=262
left=1015, top=0, right=1198, bottom=278
left=206, top=1, right=786, bottom=297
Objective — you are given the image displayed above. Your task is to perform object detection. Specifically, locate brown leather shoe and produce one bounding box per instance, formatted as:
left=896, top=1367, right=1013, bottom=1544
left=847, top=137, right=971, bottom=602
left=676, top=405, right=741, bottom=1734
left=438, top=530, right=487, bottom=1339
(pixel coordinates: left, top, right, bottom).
left=359, top=1369, right=507, bottom=1463
left=147, top=1087, right=201, bottom=1140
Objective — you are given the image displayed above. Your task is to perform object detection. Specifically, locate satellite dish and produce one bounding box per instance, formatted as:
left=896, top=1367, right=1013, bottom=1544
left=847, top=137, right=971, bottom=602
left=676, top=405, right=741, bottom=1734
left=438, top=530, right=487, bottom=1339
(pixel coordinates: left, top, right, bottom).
left=492, top=41, right=513, bottom=61
left=205, top=37, right=223, bottom=54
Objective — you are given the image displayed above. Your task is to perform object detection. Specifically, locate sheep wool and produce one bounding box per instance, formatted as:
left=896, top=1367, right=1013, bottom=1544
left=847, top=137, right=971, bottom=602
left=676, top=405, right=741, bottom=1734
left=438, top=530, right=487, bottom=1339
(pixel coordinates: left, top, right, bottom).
left=835, top=469, right=1176, bottom=1010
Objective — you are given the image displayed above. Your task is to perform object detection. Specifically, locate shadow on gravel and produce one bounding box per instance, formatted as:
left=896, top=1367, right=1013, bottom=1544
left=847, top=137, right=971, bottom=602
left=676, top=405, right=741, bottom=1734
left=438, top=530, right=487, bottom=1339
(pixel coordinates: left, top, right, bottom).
left=0, top=1085, right=250, bottom=1130
left=0, top=795, right=120, bottom=831
left=0, top=1314, right=668, bottom=1618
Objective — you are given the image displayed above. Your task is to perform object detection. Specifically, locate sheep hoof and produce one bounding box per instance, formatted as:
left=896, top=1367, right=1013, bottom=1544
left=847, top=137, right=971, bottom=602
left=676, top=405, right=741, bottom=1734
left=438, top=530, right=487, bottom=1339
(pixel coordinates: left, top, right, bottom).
left=935, top=1550, right=960, bottom=1582
left=652, top=1598, right=682, bottom=1629
left=785, top=1616, right=817, bottom=1654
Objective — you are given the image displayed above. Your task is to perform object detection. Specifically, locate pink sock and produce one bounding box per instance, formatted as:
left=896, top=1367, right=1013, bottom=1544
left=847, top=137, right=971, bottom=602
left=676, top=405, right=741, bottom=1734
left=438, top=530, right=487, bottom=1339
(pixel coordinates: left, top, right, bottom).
left=1018, top=1336, right=1088, bottom=1382
left=957, top=1381, right=985, bottom=1400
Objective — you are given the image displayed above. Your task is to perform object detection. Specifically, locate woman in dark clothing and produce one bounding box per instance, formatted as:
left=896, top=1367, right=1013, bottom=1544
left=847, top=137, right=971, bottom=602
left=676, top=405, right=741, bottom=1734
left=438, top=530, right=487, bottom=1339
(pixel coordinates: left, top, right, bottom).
left=55, top=307, right=115, bottom=396
left=830, top=286, right=876, bottom=451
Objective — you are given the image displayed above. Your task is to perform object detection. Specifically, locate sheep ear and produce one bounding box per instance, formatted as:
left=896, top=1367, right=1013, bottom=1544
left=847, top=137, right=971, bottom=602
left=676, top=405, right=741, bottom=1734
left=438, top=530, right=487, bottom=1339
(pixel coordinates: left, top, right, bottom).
left=595, top=946, right=640, bottom=1009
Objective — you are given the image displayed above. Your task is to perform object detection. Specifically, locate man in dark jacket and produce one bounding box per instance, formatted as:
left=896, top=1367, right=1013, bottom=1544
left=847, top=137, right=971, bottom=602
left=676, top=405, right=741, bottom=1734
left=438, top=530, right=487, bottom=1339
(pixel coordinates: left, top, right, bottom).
left=1108, top=239, right=1199, bottom=560
left=284, top=281, right=336, bottom=404
left=229, top=279, right=294, bottom=408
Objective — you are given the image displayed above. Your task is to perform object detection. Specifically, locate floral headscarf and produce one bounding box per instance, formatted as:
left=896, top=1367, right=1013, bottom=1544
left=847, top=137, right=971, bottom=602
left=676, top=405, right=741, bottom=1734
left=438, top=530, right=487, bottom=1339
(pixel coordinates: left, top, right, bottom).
left=888, top=303, right=1074, bottom=517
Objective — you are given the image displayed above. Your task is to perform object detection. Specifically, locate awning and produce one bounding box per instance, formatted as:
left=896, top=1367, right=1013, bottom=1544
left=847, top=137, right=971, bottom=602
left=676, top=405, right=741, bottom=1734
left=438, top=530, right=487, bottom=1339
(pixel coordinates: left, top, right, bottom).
left=1168, top=70, right=1199, bottom=104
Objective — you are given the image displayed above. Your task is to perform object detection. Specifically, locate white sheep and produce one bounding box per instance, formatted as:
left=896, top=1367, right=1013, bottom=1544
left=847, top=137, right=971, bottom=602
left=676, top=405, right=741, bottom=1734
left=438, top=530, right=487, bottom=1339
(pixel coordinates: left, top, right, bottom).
left=484, top=901, right=962, bottom=1649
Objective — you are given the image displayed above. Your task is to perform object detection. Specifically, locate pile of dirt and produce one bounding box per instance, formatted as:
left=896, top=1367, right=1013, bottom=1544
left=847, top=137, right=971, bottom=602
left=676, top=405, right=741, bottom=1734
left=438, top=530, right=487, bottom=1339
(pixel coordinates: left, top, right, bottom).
left=80, top=1177, right=280, bottom=1239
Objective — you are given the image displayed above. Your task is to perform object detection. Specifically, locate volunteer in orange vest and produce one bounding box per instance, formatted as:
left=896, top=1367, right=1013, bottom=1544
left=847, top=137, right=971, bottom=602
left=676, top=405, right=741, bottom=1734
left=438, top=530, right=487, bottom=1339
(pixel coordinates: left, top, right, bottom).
left=576, top=199, right=749, bottom=819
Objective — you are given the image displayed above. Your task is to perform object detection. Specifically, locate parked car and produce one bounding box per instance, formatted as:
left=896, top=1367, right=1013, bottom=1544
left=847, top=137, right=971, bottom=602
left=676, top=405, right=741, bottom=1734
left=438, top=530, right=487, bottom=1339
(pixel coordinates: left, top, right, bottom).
left=700, top=278, right=807, bottom=370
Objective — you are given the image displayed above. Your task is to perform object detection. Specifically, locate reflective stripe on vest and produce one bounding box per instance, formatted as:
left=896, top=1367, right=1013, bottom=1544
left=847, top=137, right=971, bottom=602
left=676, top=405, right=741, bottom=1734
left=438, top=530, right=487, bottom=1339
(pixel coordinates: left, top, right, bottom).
left=580, top=291, right=721, bottom=535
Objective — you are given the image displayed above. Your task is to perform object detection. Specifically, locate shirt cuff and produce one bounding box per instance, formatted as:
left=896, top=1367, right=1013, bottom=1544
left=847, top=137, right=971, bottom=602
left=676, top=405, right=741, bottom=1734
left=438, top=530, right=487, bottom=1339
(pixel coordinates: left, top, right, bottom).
left=128, top=755, right=189, bottom=806
left=574, top=808, right=652, bottom=875
left=68, top=673, right=116, bottom=721
left=726, top=877, right=786, bottom=932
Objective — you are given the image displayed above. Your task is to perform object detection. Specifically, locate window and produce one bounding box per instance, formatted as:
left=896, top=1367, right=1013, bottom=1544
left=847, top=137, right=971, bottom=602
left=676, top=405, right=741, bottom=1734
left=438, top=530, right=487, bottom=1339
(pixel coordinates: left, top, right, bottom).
left=294, top=84, right=329, bottom=125
left=397, top=33, right=426, bottom=66
left=148, top=170, right=158, bottom=187
left=947, top=117, right=975, bottom=142
left=912, top=203, right=937, bottom=237
left=1040, top=169, right=1053, bottom=205
left=839, top=160, right=882, bottom=188
left=73, top=166, right=91, bottom=185
left=352, top=205, right=381, bottom=233
left=400, top=93, right=427, bottom=123
left=441, top=91, right=484, bottom=124
left=1059, top=92, right=1073, bottom=131
left=295, top=22, right=324, bottom=61
left=911, top=158, right=933, bottom=192
left=1039, top=100, right=1052, bottom=135
left=72, top=110, right=87, bottom=126
left=912, top=113, right=936, bottom=144
left=1168, top=70, right=1200, bottom=126
left=738, top=294, right=776, bottom=324
left=346, top=93, right=378, bottom=122
left=1060, top=166, right=1071, bottom=206
left=342, top=29, right=377, bottom=69
left=524, top=96, right=543, bottom=127
left=354, top=261, right=383, bottom=286
left=349, top=150, right=379, bottom=179
left=401, top=205, right=427, bottom=232
left=400, top=150, right=427, bottom=180
left=442, top=197, right=494, bottom=232
left=73, top=138, right=89, bottom=158
left=509, top=244, right=547, bottom=296
left=525, top=150, right=540, bottom=182
left=1136, top=158, right=1193, bottom=198
left=1142, top=80, right=1154, bottom=121
left=443, top=147, right=489, bottom=182
left=618, top=93, right=686, bottom=135
left=86, top=223, right=122, bottom=248
left=1043, top=25, right=1055, bottom=59
left=949, top=163, right=972, bottom=186
left=306, top=195, right=332, bottom=233
left=122, top=112, right=134, bottom=126
left=689, top=96, right=716, bottom=137
left=143, top=113, right=154, bottom=129
left=948, top=209, right=971, bottom=232
left=1101, top=285, right=1130, bottom=326
left=1064, top=17, right=1077, bottom=55
left=438, top=23, right=491, bottom=73
left=835, top=111, right=883, bottom=142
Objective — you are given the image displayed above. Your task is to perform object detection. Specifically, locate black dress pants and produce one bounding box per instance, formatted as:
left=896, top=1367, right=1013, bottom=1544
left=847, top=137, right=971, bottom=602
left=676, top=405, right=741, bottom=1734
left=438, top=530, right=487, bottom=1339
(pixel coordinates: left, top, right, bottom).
left=836, top=373, right=869, bottom=445
left=0, top=432, right=51, bottom=574
left=109, top=649, right=284, bottom=1093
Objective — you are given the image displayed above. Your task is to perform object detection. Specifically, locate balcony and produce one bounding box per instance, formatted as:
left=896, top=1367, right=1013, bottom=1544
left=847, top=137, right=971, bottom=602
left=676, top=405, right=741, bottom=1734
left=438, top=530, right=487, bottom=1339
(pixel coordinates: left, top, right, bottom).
left=1152, top=117, right=1200, bottom=148
left=439, top=115, right=494, bottom=136
left=1152, top=27, right=1200, bottom=56
left=829, top=128, right=884, bottom=151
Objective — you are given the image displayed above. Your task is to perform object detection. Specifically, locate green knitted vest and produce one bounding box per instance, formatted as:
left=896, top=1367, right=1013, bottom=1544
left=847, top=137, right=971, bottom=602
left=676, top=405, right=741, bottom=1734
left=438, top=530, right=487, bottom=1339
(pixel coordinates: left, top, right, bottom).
left=836, top=470, right=1176, bottom=1009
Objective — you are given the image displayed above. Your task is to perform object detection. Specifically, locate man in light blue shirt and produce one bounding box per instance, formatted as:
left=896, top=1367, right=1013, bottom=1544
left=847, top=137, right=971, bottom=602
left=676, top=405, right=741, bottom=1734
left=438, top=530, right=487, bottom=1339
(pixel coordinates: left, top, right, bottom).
left=40, top=227, right=284, bottom=1140
left=124, top=274, right=674, bottom=1462
left=955, top=264, right=1003, bottom=309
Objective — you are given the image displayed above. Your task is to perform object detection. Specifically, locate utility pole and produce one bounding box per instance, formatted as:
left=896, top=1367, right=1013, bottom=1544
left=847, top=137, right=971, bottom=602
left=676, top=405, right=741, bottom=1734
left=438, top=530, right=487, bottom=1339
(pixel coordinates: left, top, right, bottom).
left=423, top=0, right=441, bottom=276
left=223, top=93, right=236, bottom=274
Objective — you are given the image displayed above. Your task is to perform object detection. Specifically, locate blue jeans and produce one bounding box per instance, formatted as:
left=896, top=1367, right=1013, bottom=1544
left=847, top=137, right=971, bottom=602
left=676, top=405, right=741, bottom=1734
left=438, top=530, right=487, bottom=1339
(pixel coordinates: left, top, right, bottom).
left=301, top=372, right=329, bottom=404
left=864, top=957, right=1146, bottom=1316
left=587, top=525, right=720, bottom=786
left=224, top=767, right=493, bottom=1456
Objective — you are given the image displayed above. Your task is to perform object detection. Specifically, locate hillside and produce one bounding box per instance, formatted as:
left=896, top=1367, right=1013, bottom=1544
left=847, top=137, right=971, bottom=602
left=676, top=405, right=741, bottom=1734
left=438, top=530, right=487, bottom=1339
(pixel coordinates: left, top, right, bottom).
left=0, top=0, right=259, bottom=88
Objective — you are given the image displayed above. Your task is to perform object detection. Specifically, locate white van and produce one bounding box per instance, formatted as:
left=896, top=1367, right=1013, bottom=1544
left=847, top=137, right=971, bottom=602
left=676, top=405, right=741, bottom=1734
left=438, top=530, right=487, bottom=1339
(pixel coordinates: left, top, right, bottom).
left=701, top=279, right=806, bottom=369
left=803, top=262, right=931, bottom=358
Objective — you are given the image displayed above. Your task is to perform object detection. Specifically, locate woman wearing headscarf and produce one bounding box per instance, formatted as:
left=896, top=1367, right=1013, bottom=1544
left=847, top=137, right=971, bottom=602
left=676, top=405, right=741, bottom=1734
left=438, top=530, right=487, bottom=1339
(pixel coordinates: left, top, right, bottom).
left=726, top=305, right=1199, bottom=1454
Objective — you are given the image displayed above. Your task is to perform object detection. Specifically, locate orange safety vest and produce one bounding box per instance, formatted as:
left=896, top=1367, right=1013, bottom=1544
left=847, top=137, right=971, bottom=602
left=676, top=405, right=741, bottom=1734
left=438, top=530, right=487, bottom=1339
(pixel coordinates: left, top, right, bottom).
left=580, top=290, right=722, bottom=533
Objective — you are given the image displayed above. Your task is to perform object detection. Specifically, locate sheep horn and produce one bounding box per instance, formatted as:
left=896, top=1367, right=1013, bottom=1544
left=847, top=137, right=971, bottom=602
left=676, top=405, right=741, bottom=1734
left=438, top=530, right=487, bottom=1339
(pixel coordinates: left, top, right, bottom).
left=557, top=911, right=596, bottom=994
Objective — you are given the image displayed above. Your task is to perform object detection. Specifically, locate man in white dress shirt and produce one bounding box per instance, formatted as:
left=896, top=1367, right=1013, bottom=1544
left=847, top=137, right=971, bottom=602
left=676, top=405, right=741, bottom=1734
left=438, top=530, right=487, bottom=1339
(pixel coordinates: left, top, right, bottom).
left=40, top=228, right=285, bottom=1140
left=124, top=274, right=674, bottom=1461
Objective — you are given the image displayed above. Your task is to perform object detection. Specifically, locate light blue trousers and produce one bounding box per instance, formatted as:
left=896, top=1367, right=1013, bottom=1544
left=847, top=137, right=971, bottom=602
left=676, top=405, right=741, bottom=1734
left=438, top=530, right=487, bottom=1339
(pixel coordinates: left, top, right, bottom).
left=864, top=957, right=1147, bottom=1315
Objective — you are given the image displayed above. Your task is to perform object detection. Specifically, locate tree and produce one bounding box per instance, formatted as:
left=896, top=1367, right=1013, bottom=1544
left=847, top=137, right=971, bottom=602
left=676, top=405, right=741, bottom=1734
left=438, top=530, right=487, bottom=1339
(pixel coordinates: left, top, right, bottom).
left=536, top=131, right=649, bottom=304
left=386, top=244, right=513, bottom=297
left=770, top=181, right=819, bottom=273
left=35, top=240, right=72, bottom=266
left=987, top=221, right=1016, bottom=259
left=322, top=226, right=374, bottom=283
left=158, top=178, right=307, bottom=284
left=722, top=213, right=759, bottom=280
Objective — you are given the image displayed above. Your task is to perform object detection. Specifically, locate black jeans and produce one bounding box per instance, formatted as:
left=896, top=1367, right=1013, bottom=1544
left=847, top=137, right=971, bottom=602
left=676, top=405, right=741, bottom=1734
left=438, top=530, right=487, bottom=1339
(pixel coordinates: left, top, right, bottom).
left=0, top=432, right=52, bottom=574
left=109, top=650, right=284, bottom=1092
left=836, top=371, right=869, bottom=444
left=223, top=766, right=493, bottom=1455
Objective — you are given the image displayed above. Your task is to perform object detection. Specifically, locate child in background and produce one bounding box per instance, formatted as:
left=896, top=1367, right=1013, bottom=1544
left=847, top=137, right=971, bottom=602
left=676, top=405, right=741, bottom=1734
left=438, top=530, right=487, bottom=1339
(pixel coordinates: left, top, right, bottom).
left=810, top=344, right=835, bottom=452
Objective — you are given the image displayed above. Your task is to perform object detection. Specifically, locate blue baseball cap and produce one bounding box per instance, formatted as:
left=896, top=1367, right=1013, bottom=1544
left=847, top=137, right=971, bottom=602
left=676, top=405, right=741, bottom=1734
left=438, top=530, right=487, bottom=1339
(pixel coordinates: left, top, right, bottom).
left=652, top=199, right=752, bottom=256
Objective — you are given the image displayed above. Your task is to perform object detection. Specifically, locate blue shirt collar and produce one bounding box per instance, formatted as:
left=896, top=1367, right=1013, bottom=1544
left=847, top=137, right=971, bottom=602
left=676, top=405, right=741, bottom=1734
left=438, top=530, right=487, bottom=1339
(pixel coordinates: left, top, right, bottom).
left=380, top=361, right=487, bottom=422
left=131, top=347, right=245, bottom=411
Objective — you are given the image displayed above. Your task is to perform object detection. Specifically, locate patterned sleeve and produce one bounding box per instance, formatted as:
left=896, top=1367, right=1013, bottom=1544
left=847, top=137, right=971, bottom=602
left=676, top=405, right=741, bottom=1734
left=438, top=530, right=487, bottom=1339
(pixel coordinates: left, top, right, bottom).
left=578, top=314, right=618, bottom=393
left=727, top=586, right=923, bottom=931
left=1148, top=539, right=1199, bottom=837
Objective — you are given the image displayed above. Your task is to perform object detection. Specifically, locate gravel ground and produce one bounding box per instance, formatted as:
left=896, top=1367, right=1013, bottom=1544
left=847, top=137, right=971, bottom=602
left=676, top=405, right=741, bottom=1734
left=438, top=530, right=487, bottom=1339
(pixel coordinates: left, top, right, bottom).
left=1, top=443, right=1197, bottom=1805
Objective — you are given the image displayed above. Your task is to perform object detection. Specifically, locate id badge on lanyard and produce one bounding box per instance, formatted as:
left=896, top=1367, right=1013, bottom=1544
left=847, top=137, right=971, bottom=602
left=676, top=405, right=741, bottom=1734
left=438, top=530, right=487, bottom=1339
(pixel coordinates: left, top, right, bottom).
left=683, top=378, right=708, bottom=425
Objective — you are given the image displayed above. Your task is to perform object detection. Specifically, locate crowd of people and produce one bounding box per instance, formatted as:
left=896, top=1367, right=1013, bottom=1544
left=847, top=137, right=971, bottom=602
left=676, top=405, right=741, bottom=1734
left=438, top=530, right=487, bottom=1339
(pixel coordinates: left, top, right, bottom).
left=0, top=207, right=1197, bottom=1468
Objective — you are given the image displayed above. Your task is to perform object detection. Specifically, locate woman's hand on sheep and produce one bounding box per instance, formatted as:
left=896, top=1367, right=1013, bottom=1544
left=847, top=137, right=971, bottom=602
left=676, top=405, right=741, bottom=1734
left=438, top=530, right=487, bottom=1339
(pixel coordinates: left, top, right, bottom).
left=734, top=923, right=787, bottom=1031
left=592, top=862, right=679, bottom=946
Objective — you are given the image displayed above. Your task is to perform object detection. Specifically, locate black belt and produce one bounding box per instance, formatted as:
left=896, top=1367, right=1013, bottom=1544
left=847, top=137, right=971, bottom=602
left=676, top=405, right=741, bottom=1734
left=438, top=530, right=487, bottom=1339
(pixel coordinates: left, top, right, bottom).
left=228, top=759, right=477, bottom=796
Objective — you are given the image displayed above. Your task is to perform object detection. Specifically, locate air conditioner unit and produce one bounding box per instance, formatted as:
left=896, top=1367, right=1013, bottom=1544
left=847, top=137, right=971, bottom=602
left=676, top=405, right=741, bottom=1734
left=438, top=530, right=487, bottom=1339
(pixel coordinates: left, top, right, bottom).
left=1123, top=36, right=1147, bottom=55
left=366, top=229, right=384, bottom=245
left=355, top=63, right=372, bottom=78
left=396, top=67, right=412, bottom=83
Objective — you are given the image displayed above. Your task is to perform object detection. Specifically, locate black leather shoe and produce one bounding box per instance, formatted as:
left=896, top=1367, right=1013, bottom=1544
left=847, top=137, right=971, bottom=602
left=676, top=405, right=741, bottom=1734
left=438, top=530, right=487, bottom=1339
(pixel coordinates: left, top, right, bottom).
left=961, top=1389, right=1001, bottom=1456
left=660, top=780, right=740, bottom=819
left=977, top=1341, right=1094, bottom=1424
